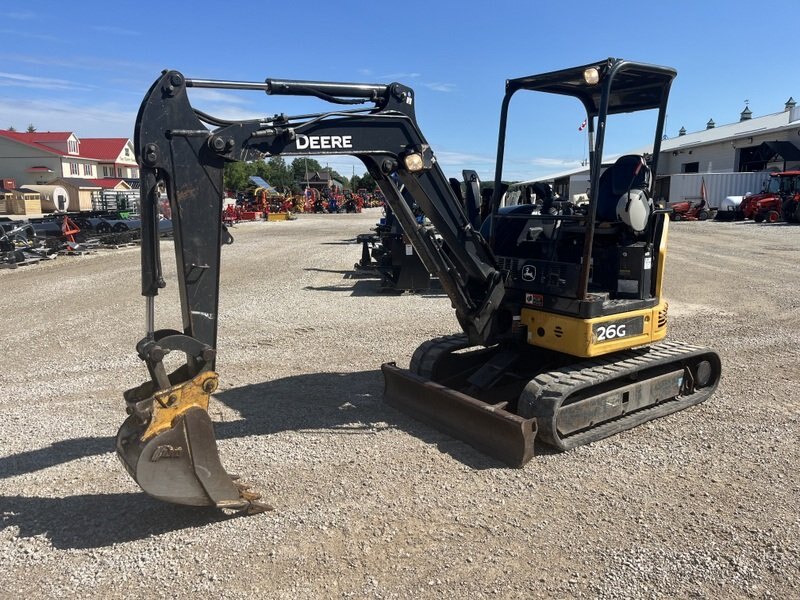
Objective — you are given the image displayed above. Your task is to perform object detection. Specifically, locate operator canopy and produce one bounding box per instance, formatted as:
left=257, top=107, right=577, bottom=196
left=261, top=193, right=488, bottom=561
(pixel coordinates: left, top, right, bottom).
left=506, top=58, right=676, bottom=116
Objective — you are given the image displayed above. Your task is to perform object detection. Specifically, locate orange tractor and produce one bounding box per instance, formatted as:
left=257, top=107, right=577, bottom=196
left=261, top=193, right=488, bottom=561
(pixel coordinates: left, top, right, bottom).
left=669, top=198, right=716, bottom=221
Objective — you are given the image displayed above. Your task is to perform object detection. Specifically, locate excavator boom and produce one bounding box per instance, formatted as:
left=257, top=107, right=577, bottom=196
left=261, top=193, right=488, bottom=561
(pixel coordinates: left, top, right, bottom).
left=118, top=61, right=721, bottom=511
left=118, top=70, right=518, bottom=510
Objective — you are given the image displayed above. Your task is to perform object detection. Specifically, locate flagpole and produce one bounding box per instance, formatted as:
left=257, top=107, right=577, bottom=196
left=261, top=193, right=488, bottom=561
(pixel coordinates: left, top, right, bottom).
left=578, top=118, right=588, bottom=166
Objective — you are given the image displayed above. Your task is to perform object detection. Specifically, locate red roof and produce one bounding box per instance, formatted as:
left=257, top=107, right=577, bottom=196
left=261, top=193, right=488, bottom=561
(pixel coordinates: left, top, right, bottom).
left=0, top=130, right=72, bottom=155
left=88, top=178, right=128, bottom=189
left=21, top=131, right=73, bottom=142
left=80, top=138, right=130, bottom=161
left=0, top=131, right=133, bottom=161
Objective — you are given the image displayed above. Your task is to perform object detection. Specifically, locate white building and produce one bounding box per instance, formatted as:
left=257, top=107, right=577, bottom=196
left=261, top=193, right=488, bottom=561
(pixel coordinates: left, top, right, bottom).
left=0, top=131, right=139, bottom=212
left=515, top=98, right=800, bottom=208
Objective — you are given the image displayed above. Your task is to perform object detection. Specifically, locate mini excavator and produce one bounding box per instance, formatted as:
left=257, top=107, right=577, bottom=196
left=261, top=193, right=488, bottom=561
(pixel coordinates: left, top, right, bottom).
left=117, top=59, right=721, bottom=512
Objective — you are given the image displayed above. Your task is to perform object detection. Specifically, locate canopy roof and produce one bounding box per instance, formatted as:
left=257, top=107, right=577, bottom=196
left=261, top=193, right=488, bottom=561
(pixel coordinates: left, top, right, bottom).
left=506, top=58, right=676, bottom=116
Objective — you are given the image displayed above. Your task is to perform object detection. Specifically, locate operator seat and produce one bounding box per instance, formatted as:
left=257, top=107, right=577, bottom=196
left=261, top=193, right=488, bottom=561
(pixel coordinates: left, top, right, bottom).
left=596, top=154, right=652, bottom=233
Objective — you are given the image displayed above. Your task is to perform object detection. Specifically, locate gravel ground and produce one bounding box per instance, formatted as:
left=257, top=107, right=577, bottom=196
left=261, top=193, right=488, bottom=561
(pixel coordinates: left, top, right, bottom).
left=1, top=209, right=798, bottom=599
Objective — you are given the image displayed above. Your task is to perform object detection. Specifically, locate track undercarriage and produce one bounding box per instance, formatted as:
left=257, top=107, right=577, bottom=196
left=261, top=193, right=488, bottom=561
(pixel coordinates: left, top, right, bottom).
left=383, top=335, right=721, bottom=465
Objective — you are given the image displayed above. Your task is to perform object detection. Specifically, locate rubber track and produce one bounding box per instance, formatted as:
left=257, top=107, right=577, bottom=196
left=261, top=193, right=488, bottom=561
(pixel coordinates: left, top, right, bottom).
left=409, top=334, right=472, bottom=377
left=519, top=340, right=721, bottom=450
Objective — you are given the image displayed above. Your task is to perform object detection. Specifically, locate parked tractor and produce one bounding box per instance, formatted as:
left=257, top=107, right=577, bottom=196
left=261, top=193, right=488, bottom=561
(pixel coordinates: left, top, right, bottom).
left=669, top=198, right=716, bottom=221
left=739, top=171, right=800, bottom=221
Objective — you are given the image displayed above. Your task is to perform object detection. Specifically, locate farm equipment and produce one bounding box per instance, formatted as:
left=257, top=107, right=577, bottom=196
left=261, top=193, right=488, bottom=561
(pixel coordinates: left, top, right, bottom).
left=781, top=191, right=800, bottom=222
left=355, top=184, right=434, bottom=291
left=739, top=171, right=800, bottom=221
left=752, top=196, right=783, bottom=223
left=0, top=220, right=54, bottom=268
left=117, top=59, right=721, bottom=512
left=669, top=198, right=715, bottom=221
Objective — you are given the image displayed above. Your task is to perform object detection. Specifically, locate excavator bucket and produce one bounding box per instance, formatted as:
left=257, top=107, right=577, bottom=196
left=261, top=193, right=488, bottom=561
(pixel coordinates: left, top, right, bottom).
left=382, top=363, right=536, bottom=467
left=115, top=371, right=270, bottom=513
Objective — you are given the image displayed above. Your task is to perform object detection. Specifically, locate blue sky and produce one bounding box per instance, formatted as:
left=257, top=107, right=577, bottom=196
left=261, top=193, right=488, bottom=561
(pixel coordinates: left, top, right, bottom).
left=0, top=1, right=794, bottom=183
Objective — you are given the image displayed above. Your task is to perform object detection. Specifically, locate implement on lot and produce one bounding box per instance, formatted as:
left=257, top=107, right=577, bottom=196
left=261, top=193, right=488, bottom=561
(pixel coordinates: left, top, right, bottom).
left=117, top=59, right=721, bottom=511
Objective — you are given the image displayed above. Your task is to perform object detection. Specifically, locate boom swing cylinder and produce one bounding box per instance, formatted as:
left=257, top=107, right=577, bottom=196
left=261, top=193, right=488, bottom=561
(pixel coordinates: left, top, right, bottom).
left=118, top=60, right=721, bottom=511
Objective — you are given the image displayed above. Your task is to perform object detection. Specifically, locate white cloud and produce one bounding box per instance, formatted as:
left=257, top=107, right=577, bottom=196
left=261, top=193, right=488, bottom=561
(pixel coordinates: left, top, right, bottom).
left=0, top=28, right=59, bottom=42
left=0, top=98, right=135, bottom=137
left=2, top=11, right=36, bottom=20
left=0, top=72, right=94, bottom=91
left=188, top=89, right=253, bottom=106
left=423, top=82, right=456, bottom=93
left=377, top=72, right=421, bottom=81
left=435, top=149, right=496, bottom=166
left=529, top=157, right=582, bottom=168
left=92, top=25, right=141, bottom=36
left=0, top=53, right=157, bottom=76
left=432, top=147, right=584, bottom=182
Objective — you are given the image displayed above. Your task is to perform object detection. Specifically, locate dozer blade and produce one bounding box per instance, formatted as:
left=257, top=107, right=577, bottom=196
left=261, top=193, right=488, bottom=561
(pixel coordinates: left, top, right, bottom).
left=382, top=362, right=536, bottom=467
left=116, top=371, right=270, bottom=513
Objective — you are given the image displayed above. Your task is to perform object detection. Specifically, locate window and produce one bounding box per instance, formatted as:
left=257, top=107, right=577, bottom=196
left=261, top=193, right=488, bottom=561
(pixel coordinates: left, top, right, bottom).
left=681, top=162, right=699, bottom=174
left=70, top=162, right=79, bottom=175
left=131, top=168, right=139, bottom=179
left=117, top=168, right=123, bottom=177
left=68, top=138, right=78, bottom=154
left=83, top=163, right=92, bottom=176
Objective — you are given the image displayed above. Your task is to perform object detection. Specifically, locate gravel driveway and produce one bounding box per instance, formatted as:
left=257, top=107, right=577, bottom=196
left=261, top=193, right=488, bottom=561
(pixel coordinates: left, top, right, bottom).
left=1, top=209, right=798, bottom=599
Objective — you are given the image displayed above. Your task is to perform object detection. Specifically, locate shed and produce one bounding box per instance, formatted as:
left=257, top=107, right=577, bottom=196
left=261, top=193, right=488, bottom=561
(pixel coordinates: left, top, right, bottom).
left=21, top=184, right=70, bottom=212
left=51, top=178, right=103, bottom=211
left=2, top=188, right=42, bottom=215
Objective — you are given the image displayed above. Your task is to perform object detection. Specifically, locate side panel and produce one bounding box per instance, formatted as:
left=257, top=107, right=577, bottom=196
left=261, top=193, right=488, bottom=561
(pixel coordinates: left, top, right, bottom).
left=655, top=217, right=669, bottom=299
left=520, top=301, right=668, bottom=357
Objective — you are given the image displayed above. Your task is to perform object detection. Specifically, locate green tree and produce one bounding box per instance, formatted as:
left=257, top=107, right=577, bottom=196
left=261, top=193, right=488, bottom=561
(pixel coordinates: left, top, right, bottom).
left=264, top=156, right=292, bottom=192
left=290, top=158, right=323, bottom=185
left=26, top=123, right=36, bottom=133
left=252, top=159, right=270, bottom=181
left=323, top=167, right=348, bottom=190
left=7, top=126, right=16, bottom=132
left=223, top=161, right=252, bottom=193
left=359, top=171, right=377, bottom=192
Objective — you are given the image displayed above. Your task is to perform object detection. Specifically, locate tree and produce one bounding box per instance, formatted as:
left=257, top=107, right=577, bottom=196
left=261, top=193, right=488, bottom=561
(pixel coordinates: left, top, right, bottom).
left=323, top=167, right=348, bottom=190
left=7, top=126, right=15, bottom=132
left=264, top=156, right=292, bottom=192
left=252, top=159, right=270, bottom=181
left=26, top=124, right=36, bottom=133
left=359, top=171, right=377, bottom=192
left=290, top=158, right=323, bottom=185
left=223, top=161, right=251, bottom=193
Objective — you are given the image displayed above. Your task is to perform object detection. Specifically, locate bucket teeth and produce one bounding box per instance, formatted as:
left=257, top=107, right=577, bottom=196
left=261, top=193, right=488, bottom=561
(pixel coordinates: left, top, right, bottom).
left=117, top=371, right=270, bottom=514
left=246, top=500, right=274, bottom=515
left=238, top=488, right=262, bottom=502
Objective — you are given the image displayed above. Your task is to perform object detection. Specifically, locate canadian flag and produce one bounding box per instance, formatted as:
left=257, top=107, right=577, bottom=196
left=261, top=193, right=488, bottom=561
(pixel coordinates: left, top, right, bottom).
left=578, top=118, right=587, bottom=132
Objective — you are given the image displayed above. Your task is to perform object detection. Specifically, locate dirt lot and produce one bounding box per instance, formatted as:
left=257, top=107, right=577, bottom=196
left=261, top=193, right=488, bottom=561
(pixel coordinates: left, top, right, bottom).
left=1, top=210, right=798, bottom=599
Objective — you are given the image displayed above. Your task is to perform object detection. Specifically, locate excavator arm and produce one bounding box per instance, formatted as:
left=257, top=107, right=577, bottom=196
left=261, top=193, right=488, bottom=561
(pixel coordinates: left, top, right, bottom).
left=118, top=62, right=721, bottom=512
left=137, top=71, right=507, bottom=350
left=117, top=70, right=511, bottom=510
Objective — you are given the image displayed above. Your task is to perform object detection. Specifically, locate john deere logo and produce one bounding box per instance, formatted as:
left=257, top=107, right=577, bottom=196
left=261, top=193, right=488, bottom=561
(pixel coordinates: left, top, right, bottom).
left=296, top=135, right=353, bottom=150
left=521, top=264, right=537, bottom=282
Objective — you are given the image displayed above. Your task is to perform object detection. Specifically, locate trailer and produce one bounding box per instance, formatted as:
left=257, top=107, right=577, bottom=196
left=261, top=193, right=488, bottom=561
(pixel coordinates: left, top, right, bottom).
left=665, top=172, right=768, bottom=210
